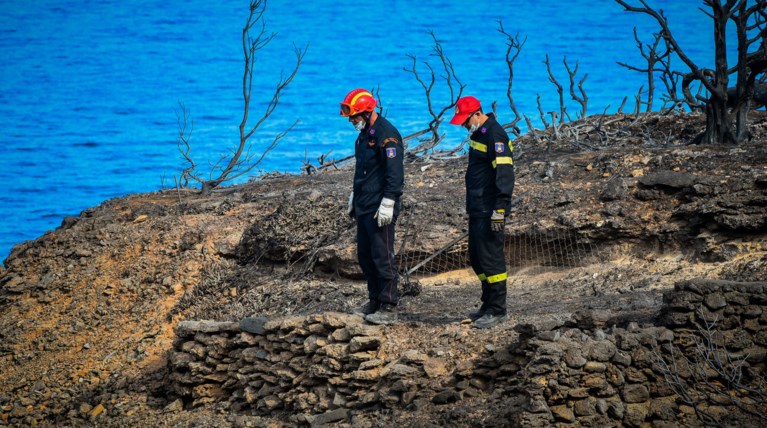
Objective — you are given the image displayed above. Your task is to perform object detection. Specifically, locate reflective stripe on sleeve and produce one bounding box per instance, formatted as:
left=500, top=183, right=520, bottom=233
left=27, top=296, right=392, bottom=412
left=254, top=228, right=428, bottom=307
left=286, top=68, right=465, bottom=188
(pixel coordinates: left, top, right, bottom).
left=496, top=157, right=513, bottom=165
left=478, top=273, right=487, bottom=281
left=470, top=140, right=487, bottom=152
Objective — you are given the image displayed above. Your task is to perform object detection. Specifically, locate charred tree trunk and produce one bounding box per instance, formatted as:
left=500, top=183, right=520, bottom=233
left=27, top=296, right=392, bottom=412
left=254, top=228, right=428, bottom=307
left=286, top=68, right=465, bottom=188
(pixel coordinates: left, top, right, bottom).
left=697, top=100, right=736, bottom=144
left=701, top=1, right=736, bottom=145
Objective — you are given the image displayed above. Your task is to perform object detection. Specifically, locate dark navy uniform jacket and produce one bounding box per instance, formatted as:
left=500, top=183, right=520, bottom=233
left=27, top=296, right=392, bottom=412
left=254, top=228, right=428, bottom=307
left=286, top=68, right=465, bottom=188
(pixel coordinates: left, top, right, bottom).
left=465, top=113, right=515, bottom=218
left=353, top=115, right=404, bottom=216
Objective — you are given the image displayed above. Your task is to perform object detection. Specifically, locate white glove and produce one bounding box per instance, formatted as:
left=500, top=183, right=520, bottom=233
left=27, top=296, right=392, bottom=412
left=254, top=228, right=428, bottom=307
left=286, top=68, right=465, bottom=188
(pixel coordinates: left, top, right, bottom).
left=491, top=209, right=505, bottom=233
left=347, top=192, right=354, bottom=217
left=374, top=197, right=395, bottom=227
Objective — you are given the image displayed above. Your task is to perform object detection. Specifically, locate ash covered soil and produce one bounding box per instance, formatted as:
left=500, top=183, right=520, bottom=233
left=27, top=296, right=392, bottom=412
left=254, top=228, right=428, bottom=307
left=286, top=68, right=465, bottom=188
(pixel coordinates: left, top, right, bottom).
left=1, top=111, right=767, bottom=427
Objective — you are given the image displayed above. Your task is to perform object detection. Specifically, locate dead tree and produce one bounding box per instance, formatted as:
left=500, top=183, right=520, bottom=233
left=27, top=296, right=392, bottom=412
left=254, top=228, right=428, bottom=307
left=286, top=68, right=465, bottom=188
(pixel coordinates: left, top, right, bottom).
left=497, top=21, right=526, bottom=136
left=616, top=0, right=767, bottom=145
left=403, top=31, right=465, bottom=155
left=617, top=27, right=674, bottom=112
left=178, top=0, right=307, bottom=194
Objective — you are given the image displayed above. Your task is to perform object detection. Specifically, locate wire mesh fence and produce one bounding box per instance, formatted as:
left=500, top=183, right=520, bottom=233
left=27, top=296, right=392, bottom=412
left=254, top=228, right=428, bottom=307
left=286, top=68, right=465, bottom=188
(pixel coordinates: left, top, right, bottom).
left=396, top=201, right=608, bottom=281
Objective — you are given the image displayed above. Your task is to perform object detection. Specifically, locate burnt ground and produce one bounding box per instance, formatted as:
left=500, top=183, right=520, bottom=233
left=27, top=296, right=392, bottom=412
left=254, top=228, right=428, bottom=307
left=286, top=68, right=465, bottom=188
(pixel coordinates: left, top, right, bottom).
left=1, top=111, right=767, bottom=427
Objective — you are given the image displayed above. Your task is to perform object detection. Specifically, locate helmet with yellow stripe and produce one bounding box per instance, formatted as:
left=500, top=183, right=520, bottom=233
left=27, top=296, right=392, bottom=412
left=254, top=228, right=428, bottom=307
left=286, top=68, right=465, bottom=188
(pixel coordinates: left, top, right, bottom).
left=340, top=89, right=377, bottom=117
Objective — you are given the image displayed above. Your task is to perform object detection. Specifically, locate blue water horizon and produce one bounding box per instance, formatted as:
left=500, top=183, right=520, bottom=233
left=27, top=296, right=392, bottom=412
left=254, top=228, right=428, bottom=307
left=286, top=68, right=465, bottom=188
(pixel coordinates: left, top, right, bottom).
left=1, top=0, right=727, bottom=265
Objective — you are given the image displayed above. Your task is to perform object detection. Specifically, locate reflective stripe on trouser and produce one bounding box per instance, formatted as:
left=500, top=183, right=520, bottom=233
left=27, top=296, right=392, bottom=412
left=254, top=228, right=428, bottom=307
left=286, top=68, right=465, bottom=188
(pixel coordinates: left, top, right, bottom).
left=468, top=216, right=507, bottom=315
left=356, top=212, right=399, bottom=305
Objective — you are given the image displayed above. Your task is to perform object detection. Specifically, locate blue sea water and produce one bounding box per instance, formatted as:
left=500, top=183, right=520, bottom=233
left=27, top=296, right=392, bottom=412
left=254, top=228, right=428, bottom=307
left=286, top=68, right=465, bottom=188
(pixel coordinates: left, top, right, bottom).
left=0, top=0, right=728, bottom=264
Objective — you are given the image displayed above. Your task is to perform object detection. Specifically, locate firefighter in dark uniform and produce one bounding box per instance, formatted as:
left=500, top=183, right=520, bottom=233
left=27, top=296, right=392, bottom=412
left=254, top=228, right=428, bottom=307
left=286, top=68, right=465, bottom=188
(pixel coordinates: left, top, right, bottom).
left=340, top=88, right=404, bottom=325
left=450, top=96, right=515, bottom=329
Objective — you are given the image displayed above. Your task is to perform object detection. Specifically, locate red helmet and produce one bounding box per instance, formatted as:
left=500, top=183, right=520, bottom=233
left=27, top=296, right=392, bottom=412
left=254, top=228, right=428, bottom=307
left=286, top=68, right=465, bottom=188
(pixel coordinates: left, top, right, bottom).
left=340, top=89, right=377, bottom=117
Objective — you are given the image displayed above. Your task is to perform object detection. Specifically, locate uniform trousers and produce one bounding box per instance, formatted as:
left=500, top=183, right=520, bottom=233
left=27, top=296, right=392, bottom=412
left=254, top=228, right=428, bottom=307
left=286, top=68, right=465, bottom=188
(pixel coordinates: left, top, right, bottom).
left=468, top=216, right=507, bottom=315
left=356, top=212, right=399, bottom=306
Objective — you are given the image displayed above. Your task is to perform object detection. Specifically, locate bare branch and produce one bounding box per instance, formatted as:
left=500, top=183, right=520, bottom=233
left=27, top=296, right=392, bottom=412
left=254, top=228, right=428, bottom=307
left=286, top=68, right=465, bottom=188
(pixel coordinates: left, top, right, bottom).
left=617, top=27, right=673, bottom=111
left=175, top=101, right=202, bottom=186
left=563, top=57, right=588, bottom=118
left=403, top=31, right=465, bottom=154
left=544, top=54, right=566, bottom=125
left=536, top=93, right=550, bottom=128
left=497, top=21, right=526, bottom=135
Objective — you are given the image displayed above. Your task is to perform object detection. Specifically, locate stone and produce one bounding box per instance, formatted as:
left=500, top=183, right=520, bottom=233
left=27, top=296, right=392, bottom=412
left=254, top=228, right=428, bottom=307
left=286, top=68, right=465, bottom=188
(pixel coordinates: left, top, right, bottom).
left=704, top=293, right=727, bottom=310
left=349, top=352, right=376, bottom=363
left=237, top=347, right=262, bottom=362
left=744, top=346, right=767, bottom=364
left=346, top=323, right=384, bottom=337
left=175, top=320, right=240, bottom=337
left=88, top=404, right=105, bottom=419
left=169, top=351, right=196, bottom=368
left=656, top=328, right=675, bottom=343
left=722, top=329, right=753, bottom=350
left=331, top=328, right=352, bottom=342
left=322, top=344, right=349, bottom=359
left=601, top=177, right=628, bottom=201
left=568, top=388, right=591, bottom=399
left=584, top=340, right=616, bottom=362
left=537, top=330, right=561, bottom=342
left=163, top=399, right=184, bottom=413
left=180, top=341, right=206, bottom=359
left=349, top=336, right=380, bottom=353
left=624, top=402, right=650, bottom=427
left=323, top=312, right=363, bottom=329
left=607, top=399, right=625, bottom=419
left=623, top=384, right=650, bottom=403
left=239, top=316, right=268, bottom=335
left=583, top=374, right=609, bottom=390
left=193, top=383, right=226, bottom=399
left=596, top=398, right=608, bottom=415
left=382, top=363, right=419, bottom=378
left=612, top=351, right=632, bottom=367
left=650, top=397, right=678, bottom=421
left=564, top=347, right=587, bottom=368
left=584, top=361, right=607, bottom=373
left=310, top=408, right=349, bottom=426
left=573, top=397, right=597, bottom=416
left=551, top=405, right=575, bottom=422
left=280, top=316, right=306, bottom=330
left=303, top=335, right=327, bottom=354
left=423, top=358, right=448, bottom=378
left=194, top=332, right=228, bottom=348
left=401, top=350, right=428, bottom=364
left=432, top=390, right=461, bottom=405
left=605, top=365, right=625, bottom=387
left=358, top=359, right=384, bottom=370
left=261, top=395, right=281, bottom=410
left=390, top=379, right=412, bottom=393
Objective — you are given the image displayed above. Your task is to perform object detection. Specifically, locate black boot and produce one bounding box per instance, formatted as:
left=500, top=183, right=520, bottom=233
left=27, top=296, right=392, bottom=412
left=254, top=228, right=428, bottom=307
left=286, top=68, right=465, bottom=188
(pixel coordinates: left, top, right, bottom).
left=350, top=300, right=380, bottom=316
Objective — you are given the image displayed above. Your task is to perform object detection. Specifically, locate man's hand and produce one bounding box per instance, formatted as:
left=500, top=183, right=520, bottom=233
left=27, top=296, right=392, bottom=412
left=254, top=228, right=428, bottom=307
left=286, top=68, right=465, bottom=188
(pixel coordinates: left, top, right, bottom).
left=347, top=192, right=354, bottom=218
left=374, top=198, right=395, bottom=227
left=491, top=209, right=505, bottom=233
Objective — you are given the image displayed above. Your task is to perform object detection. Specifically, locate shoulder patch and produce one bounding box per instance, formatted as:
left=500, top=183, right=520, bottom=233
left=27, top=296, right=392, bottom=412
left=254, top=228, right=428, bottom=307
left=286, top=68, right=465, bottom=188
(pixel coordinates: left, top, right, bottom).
left=385, top=147, right=397, bottom=158
left=494, top=142, right=505, bottom=153
left=382, top=137, right=399, bottom=146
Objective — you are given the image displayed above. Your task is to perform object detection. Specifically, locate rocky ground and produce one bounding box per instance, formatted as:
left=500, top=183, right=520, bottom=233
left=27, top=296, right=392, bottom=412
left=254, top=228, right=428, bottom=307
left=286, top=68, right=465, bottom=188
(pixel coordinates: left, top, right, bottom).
left=1, top=111, right=766, bottom=427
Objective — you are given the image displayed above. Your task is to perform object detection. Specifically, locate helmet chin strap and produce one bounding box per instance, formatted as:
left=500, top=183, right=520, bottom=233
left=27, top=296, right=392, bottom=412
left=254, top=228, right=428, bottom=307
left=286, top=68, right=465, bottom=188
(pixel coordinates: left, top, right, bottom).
left=362, top=111, right=373, bottom=130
